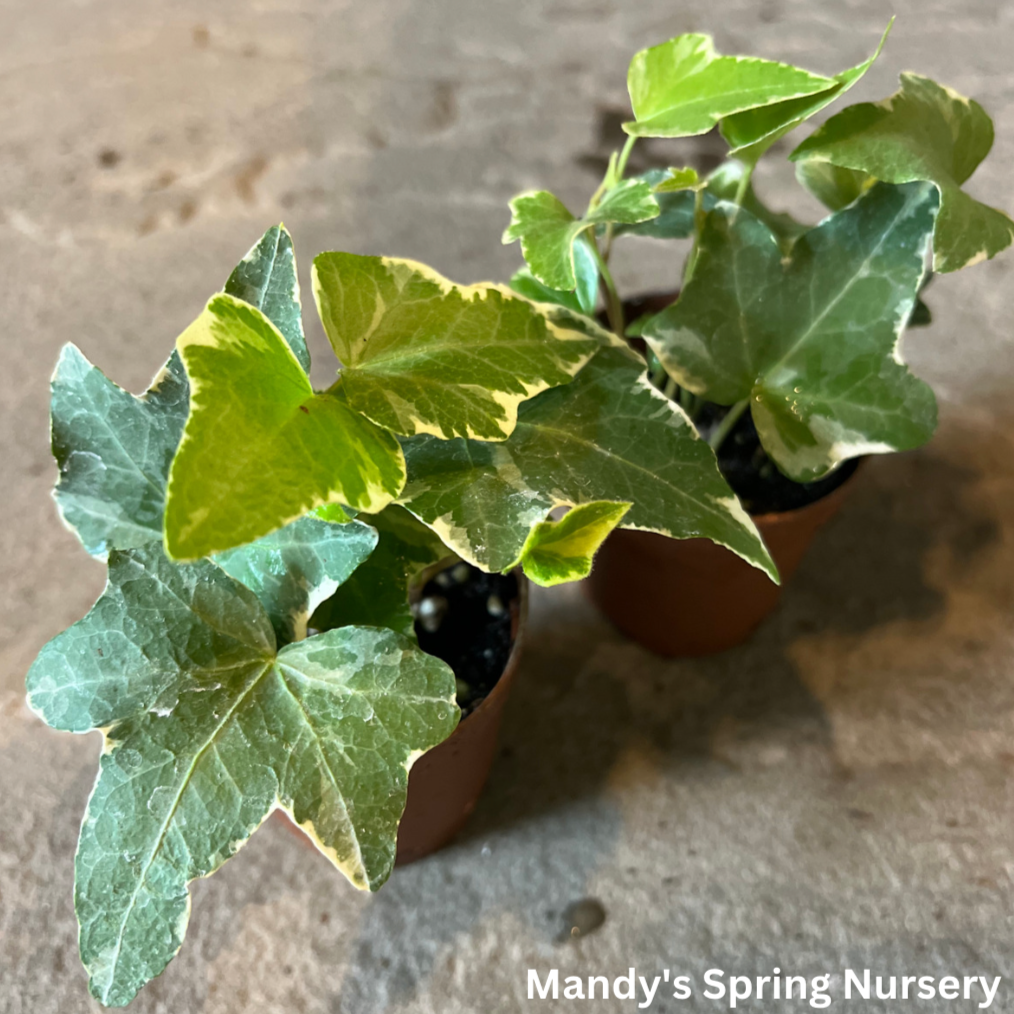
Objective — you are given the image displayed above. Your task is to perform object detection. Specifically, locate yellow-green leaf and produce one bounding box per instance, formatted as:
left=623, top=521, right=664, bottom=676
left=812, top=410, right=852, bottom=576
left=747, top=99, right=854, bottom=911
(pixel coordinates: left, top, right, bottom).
left=719, top=20, right=892, bottom=164
left=625, top=33, right=834, bottom=139
left=502, top=181, right=658, bottom=291
left=165, top=293, right=406, bottom=560
left=313, top=253, right=599, bottom=440
left=514, top=500, right=631, bottom=586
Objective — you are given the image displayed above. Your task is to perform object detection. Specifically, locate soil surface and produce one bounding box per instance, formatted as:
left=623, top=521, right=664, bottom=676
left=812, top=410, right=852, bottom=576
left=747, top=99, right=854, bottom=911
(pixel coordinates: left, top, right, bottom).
left=697, top=402, right=861, bottom=515
left=414, top=564, right=519, bottom=718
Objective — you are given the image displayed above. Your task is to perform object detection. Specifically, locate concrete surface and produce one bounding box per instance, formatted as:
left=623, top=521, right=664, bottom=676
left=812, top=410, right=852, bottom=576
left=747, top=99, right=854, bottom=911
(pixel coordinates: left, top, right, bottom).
left=2, top=1, right=1013, bottom=1011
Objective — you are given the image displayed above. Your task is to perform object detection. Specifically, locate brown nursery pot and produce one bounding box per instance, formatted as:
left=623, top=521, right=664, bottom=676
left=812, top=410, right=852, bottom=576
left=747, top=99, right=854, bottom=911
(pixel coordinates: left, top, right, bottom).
left=584, top=470, right=858, bottom=658
left=278, top=571, right=528, bottom=865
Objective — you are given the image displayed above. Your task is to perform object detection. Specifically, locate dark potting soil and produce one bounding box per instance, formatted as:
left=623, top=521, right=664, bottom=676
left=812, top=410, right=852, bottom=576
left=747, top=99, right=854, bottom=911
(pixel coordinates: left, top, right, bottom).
left=697, top=402, right=861, bottom=515
left=610, top=293, right=860, bottom=516
left=414, top=564, right=519, bottom=719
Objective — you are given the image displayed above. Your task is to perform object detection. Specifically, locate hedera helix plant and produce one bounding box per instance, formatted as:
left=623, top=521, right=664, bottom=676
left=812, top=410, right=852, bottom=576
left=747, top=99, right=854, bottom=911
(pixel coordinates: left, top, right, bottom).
left=29, top=22, right=1012, bottom=1007
left=28, top=218, right=776, bottom=1002
left=504, top=21, right=1013, bottom=488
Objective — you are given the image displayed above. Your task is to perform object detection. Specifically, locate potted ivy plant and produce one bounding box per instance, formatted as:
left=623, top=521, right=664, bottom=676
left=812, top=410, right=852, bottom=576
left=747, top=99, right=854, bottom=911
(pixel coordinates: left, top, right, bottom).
left=502, top=21, right=1013, bottom=656
left=27, top=223, right=774, bottom=1005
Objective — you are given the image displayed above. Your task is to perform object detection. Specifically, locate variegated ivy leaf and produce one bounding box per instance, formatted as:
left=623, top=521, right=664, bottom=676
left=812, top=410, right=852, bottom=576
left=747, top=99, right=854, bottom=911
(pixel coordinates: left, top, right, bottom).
left=25, top=543, right=457, bottom=1008
left=502, top=181, right=659, bottom=291
left=311, top=505, right=452, bottom=638
left=719, top=20, right=892, bottom=164
left=50, top=344, right=189, bottom=559
left=224, top=223, right=309, bottom=372
left=654, top=167, right=704, bottom=193
left=791, top=73, right=1014, bottom=272
left=165, top=293, right=406, bottom=560
left=613, top=164, right=802, bottom=250
left=509, top=237, right=599, bottom=315
left=795, top=160, right=875, bottom=212
left=610, top=169, right=703, bottom=240
left=313, top=253, right=599, bottom=440
left=398, top=345, right=776, bottom=581
left=214, top=515, right=378, bottom=644
left=643, top=183, right=940, bottom=483
left=707, top=162, right=806, bottom=254
left=624, top=33, right=834, bottom=139
left=51, top=224, right=312, bottom=560
left=513, top=500, right=631, bottom=587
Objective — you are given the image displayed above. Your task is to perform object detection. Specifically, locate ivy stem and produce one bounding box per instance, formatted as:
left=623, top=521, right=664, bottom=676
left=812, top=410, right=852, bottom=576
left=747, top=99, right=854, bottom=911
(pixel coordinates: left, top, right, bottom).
left=615, top=134, right=637, bottom=180
left=679, top=385, right=696, bottom=415
left=591, top=239, right=624, bottom=336
left=708, top=399, right=750, bottom=452
left=662, top=375, right=678, bottom=400
left=733, top=159, right=755, bottom=207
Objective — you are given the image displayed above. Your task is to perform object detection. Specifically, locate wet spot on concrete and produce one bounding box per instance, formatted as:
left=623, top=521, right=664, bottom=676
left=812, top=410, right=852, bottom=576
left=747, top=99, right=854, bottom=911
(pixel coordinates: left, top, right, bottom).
left=234, top=154, right=269, bottom=203
left=425, top=80, right=458, bottom=132
left=557, top=898, right=606, bottom=942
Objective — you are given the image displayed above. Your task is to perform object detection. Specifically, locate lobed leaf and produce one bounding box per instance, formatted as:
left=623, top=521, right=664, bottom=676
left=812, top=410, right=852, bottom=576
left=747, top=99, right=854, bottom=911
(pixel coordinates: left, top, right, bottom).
left=164, top=293, right=406, bottom=560
left=643, top=182, right=940, bottom=482
left=26, top=544, right=457, bottom=1007
left=625, top=33, right=833, bottom=139
left=502, top=182, right=658, bottom=291
left=513, top=500, right=631, bottom=587
left=397, top=345, right=776, bottom=581
left=791, top=73, right=1014, bottom=272
left=224, top=224, right=308, bottom=371
left=313, top=253, right=599, bottom=440
left=50, top=345, right=188, bottom=558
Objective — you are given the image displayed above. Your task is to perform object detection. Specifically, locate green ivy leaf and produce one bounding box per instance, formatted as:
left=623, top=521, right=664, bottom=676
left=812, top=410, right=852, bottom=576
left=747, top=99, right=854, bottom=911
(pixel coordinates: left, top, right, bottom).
left=26, top=544, right=457, bottom=1008
left=50, top=345, right=188, bottom=558
left=165, top=293, right=406, bottom=560
left=643, top=183, right=940, bottom=482
left=223, top=224, right=308, bottom=372
left=398, top=345, right=776, bottom=581
left=791, top=73, right=1014, bottom=272
left=610, top=169, right=703, bottom=239
left=719, top=20, right=892, bottom=164
left=653, top=167, right=704, bottom=193
left=614, top=163, right=804, bottom=250
left=795, top=160, right=875, bottom=211
left=509, top=235, right=599, bottom=315
left=707, top=162, right=807, bottom=253
left=214, top=516, right=378, bottom=645
left=513, top=500, right=631, bottom=587
left=502, top=181, right=658, bottom=291
left=313, top=254, right=599, bottom=440
left=311, top=505, right=451, bottom=638
left=625, top=33, right=834, bottom=139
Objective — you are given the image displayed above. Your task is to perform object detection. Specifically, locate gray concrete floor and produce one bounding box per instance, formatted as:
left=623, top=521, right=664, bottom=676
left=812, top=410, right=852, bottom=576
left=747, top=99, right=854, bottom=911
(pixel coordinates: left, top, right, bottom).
left=2, top=1, right=1013, bottom=1011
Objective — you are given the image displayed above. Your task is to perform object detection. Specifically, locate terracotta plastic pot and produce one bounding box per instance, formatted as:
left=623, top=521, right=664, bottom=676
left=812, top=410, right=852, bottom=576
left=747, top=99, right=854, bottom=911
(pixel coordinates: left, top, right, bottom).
left=278, top=573, right=528, bottom=865
left=584, top=473, right=857, bottom=657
